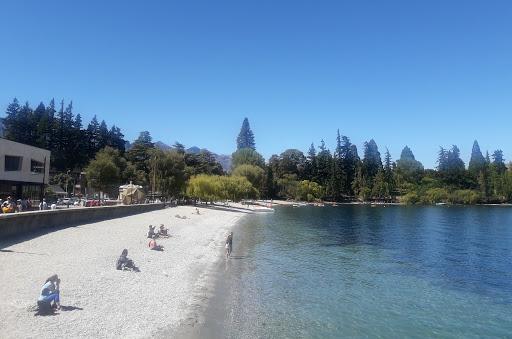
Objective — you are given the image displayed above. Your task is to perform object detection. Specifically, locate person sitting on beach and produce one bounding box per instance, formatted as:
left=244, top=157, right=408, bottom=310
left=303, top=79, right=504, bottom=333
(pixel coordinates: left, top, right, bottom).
left=38, top=274, right=61, bottom=311
left=147, top=225, right=159, bottom=239
left=116, top=249, right=138, bottom=271
left=148, top=238, right=164, bottom=251
left=158, top=224, right=169, bottom=237
left=195, top=208, right=200, bottom=215
left=225, top=232, right=233, bottom=258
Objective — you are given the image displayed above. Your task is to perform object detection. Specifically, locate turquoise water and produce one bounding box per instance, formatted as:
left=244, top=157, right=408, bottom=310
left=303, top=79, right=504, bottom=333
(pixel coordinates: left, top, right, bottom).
left=216, top=206, right=512, bottom=338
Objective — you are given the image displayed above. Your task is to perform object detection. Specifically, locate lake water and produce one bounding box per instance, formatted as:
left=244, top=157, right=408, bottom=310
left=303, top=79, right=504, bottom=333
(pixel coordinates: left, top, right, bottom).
left=202, top=205, right=512, bottom=338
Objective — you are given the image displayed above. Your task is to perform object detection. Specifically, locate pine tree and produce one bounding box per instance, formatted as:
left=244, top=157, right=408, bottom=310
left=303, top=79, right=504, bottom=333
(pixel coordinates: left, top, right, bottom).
left=18, top=102, right=36, bottom=145
left=316, top=140, right=333, bottom=194
left=340, top=135, right=357, bottom=195
left=492, top=150, right=506, bottom=174
left=396, top=146, right=424, bottom=184
left=33, top=102, right=47, bottom=148
left=468, top=140, right=486, bottom=176
left=331, top=130, right=345, bottom=200
left=236, top=117, right=255, bottom=150
left=4, top=98, right=21, bottom=141
left=305, top=143, right=318, bottom=182
left=87, top=115, right=101, bottom=158
left=383, top=148, right=395, bottom=198
left=362, top=139, right=382, bottom=183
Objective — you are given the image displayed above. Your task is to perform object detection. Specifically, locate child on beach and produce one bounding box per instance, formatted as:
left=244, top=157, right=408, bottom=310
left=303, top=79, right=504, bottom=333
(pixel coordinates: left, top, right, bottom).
left=147, top=225, right=158, bottom=239
left=158, top=224, right=169, bottom=237
left=148, top=238, right=164, bottom=251
left=38, top=274, right=61, bottom=311
left=116, top=249, right=138, bottom=271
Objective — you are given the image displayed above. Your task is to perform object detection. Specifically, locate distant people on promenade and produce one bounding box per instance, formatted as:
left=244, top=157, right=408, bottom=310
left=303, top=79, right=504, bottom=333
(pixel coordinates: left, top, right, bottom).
left=225, top=232, right=233, bottom=258
left=116, top=249, right=139, bottom=271
left=38, top=274, right=61, bottom=312
left=148, top=238, right=164, bottom=251
left=1, top=197, right=15, bottom=213
left=39, top=199, right=48, bottom=211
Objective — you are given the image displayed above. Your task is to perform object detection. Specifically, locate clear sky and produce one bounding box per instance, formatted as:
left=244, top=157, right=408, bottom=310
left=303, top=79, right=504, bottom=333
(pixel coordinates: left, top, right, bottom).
left=1, top=0, right=511, bottom=168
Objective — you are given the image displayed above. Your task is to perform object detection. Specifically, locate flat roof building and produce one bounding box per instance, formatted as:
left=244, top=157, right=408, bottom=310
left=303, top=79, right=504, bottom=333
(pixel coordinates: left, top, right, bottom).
left=0, top=138, right=51, bottom=201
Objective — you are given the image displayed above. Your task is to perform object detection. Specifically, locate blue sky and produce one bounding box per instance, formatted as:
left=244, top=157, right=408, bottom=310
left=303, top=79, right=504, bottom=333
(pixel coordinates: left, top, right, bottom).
left=1, top=0, right=511, bottom=168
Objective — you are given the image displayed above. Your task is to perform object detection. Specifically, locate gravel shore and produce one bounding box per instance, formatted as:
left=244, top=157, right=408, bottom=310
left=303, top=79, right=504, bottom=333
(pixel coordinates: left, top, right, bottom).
left=0, top=205, right=245, bottom=338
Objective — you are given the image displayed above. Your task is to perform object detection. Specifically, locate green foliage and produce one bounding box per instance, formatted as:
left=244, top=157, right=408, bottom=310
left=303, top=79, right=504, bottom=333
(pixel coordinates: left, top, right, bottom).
left=231, top=148, right=265, bottom=169
left=276, top=174, right=300, bottom=199
left=85, top=148, right=121, bottom=195
left=3, top=98, right=124, bottom=172
left=371, top=169, right=390, bottom=200
left=396, top=146, right=424, bottom=185
left=277, top=149, right=306, bottom=178
left=401, top=192, right=420, bottom=205
left=185, top=150, right=224, bottom=177
left=148, top=149, right=186, bottom=198
left=296, top=180, right=323, bottom=201
left=186, top=174, right=257, bottom=202
left=449, top=190, right=481, bottom=204
left=468, top=140, right=486, bottom=176
left=362, top=139, right=382, bottom=181
left=422, top=188, right=449, bottom=204
left=232, top=164, right=265, bottom=189
left=236, top=117, right=256, bottom=150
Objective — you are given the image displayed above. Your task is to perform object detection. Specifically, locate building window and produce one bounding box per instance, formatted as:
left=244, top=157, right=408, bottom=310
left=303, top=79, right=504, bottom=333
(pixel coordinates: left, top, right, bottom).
left=31, top=159, right=44, bottom=174
left=5, top=155, right=22, bottom=171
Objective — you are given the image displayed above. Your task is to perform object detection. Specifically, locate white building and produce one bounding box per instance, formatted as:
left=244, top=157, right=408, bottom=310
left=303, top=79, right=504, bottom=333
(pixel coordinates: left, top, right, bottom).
left=0, top=138, right=51, bottom=201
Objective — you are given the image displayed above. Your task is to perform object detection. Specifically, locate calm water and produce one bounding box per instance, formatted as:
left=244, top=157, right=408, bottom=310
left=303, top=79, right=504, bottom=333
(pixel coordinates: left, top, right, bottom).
left=212, top=205, right=512, bottom=338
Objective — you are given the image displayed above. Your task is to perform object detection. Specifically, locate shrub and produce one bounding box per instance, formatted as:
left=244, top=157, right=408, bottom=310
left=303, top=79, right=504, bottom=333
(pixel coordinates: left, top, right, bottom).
left=401, top=191, right=420, bottom=205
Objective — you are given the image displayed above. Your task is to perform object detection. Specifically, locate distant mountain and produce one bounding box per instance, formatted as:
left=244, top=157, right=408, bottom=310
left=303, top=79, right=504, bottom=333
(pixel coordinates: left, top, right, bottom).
left=152, top=141, right=232, bottom=172
left=154, top=141, right=173, bottom=151
left=186, top=146, right=201, bottom=154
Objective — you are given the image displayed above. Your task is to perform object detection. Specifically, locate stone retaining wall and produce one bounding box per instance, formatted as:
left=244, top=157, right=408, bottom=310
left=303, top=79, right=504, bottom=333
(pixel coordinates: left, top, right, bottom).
left=0, top=203, right=166, bottom=239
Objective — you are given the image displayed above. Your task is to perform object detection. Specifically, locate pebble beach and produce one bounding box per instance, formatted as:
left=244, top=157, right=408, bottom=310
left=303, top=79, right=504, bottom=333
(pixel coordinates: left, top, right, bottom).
left=0, top=205, right=246, bottom=338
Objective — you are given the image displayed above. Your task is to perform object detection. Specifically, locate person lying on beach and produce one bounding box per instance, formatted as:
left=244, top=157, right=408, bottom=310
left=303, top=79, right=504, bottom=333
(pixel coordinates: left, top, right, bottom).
left=38, top=274, right=61, bottom=311
left=225, top=232, right=233, bottom=258
left=148, top=238, right=164, bottom=251
left=116, top=249, right=139, bottom=271
left=158, top=224, right=169, bottom=237
left=147, top=225, right=159, bottom=239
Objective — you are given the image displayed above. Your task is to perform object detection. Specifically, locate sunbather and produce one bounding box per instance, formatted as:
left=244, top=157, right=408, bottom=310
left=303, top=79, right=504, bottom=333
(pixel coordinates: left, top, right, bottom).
left=158, top=224, right=169, bottom=237
left=148, top=238, right=164, bottom=251
left=38, top=274, right=61, bottom=311
left=116, top=249, right=138, bottom=271
left=147, top=225, right=158, bottom=239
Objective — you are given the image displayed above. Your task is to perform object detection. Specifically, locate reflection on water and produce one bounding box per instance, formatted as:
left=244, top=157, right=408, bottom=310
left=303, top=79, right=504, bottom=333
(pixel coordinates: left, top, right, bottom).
left=219, top=206, right=512, bottom=338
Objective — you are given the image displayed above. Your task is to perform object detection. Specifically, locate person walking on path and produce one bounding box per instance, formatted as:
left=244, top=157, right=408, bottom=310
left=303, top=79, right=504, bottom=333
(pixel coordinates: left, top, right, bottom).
left=225, top=232, right=233, bottom=258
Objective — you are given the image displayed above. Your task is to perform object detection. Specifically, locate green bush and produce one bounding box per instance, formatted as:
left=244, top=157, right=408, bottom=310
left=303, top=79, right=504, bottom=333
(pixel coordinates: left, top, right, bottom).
left=401, top=191, right=420, bottom=205
left=449, top=189, right=481, bottom=204
left=422, top=188, right=449, bottom=204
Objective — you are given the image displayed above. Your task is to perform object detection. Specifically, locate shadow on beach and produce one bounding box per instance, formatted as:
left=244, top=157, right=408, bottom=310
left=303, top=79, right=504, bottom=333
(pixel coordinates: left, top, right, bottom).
left=34, top=305, right=84, bottom=317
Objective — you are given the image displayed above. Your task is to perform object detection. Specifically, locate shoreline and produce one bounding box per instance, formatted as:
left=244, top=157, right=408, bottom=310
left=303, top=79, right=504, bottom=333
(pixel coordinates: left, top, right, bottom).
left=167, top=210, right=254, bottom=339
left=0, top=205, right=249, bottom=338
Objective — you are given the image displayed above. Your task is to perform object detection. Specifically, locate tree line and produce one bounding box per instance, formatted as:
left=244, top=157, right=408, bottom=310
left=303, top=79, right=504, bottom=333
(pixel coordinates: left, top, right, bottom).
left=3, top=98, right=125, bottom=171
left=225, top=118, right=512, bottom=204
left=3, top=99, right=511, bottom=204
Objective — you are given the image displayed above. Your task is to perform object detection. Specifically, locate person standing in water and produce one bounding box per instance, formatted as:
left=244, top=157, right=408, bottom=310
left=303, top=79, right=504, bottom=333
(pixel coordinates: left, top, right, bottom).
left=225, top=232, right=233, bottom=258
